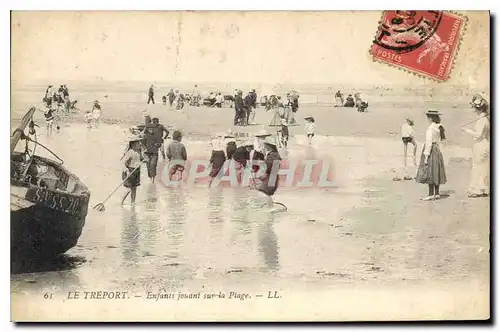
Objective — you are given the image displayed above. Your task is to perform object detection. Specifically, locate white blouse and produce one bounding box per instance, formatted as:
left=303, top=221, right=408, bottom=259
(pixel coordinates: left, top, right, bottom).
left=305, top=122, right=316, bottom=135
left=423, top=123, right=444, bottom=156
left=467, top=116, right=490, bottom=142
left=401, top=123, right=415, bottom=138
left=123, top=149, right=143, bottom=169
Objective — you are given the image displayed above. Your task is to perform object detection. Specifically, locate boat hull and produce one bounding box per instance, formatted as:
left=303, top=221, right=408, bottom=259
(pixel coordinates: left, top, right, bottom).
left=11, top=202, right=86, bottom=260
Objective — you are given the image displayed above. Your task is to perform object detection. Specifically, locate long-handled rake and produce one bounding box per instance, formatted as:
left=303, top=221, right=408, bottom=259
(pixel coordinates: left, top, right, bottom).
left=93, top=161, right=145, bottom=212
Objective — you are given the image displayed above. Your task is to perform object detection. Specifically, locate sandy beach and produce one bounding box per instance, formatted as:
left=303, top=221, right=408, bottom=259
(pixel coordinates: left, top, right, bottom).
left=10, top=82, right=490, bottom=321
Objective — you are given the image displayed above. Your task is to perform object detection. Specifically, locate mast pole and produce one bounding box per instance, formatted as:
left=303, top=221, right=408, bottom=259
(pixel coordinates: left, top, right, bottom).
left=11, top=107, right=37, bottom=155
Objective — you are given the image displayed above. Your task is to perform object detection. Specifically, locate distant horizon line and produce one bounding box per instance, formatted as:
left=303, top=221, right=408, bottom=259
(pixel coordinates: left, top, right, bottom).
left=11, top=78, right=486, bottom=89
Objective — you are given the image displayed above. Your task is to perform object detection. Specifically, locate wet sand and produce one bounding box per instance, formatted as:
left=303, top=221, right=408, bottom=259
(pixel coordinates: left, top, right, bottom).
left=10, top=84, right=489, bottom=321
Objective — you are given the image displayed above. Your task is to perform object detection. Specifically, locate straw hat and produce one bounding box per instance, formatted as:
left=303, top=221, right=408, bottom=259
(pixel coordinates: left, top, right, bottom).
left=263, top=136, right=278, bottom=147
left=304, top=116, right=315, bottom=121
left=471, top=94, right=489, bottom=112
left=126, top=133, right=145, bottom=142
left=93, top=100, right=99, bottom=103
left=425, top=110, right=442, bottom=116
left=243, top=140, right=254, bottom=147
left=254, top=130, right=271, bottom=138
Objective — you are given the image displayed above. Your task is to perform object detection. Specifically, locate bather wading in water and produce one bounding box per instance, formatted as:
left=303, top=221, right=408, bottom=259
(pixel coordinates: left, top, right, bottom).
left=254, top=135, right=282, bottom=209
left=166, top=130, right=187, bottom=181
left=208, top=134, right=227, bottom=188
left=121, top=134, right=147, bottom=205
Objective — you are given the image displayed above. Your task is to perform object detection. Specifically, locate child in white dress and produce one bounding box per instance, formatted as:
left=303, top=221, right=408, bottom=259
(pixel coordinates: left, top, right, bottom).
left=304, top=116, right=316, bottom=145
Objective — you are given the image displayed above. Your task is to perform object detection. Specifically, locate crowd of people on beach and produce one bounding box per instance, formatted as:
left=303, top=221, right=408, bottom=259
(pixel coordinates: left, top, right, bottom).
left=35, top=84, right=489, bottom=210
left=41, top=84, right=78, bottom=134
left=334, top=90, right=369, bottom=112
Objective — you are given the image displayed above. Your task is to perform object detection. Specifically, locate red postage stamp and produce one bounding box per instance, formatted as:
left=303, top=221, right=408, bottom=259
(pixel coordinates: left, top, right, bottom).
left=370, top=11, right=467, bottom=81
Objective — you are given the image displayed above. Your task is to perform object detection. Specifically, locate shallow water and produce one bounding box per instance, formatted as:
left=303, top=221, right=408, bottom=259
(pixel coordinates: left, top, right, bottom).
left=11, top=122, right=479, bottom=295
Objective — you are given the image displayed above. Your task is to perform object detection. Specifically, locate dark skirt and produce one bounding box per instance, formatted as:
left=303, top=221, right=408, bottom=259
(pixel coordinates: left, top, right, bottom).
left=209, top=151, right=226, bottom=178
left=415, top=143, right=447, bottom=185
left=402, top=137, right=415, bottom=144
left=257, top=174, right=279, bottom=196
left=123, top=166, right=141, bottom=188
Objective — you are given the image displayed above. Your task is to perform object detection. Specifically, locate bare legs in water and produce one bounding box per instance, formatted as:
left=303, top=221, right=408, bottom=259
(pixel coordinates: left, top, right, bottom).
left=121, top=187, right=137, bottom=205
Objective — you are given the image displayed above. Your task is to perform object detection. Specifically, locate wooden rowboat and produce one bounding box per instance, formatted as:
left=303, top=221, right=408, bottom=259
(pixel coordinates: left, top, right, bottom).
left=11, top=107, right=90, bottom=261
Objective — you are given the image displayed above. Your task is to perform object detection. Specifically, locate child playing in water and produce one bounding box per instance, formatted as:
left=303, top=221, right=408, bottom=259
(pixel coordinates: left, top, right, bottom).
left=304, top=116, right=316, bottom=145
left=84, top=110, right=93, bottom=129
left=208, top=134, right=227, bottom=188
left=166, top=130, right=187, bottom=181
left=92, top=100, right=102, bottom=128
left=121, top=134, right=146, bottom=205
left=44, top=105, right=55, bottom=135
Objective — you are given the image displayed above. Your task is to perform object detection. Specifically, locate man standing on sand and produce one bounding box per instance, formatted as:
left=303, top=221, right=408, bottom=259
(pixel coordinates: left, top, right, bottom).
left=244, top=91, right=254, bottom=125
left=234, top=90, right=245, bottom=126
left=148, top=85, right=155, bottom=104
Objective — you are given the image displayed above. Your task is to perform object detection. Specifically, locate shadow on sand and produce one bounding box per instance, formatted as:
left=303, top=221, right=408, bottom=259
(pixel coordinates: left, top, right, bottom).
left=11, top=254, right=87, bottom=275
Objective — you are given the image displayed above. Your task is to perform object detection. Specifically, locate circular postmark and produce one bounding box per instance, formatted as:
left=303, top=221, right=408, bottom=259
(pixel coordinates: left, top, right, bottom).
left=373, top=10, right=443, bottom=53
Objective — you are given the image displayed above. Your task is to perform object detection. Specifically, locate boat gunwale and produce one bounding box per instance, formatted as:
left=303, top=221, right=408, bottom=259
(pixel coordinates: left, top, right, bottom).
left=11, top=152, right=91, bottom=199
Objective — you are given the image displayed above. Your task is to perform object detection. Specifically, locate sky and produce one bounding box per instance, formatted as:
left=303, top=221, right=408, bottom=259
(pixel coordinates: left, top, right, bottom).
left=11, top=11, right=490, bottom=89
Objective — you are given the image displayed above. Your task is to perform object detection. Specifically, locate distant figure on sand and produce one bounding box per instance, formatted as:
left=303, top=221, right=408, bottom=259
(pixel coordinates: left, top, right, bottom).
left=84, top=110, right=93, bottom=129
left=304, top=116, right=316, bottom=145
left=167, top=89, right=175, bottom=108
left=121, top=134, right=146, bottom=205
left=461, top=94, right=490, bottom=198
left=166, top=130, right=187, bottom=182
left=415, top=110, right=447, bottom=201
left=148, top=85, right=155, bottom=104
left=335, top=90, right=343, bottom=107
left=92, top=100, right=102, bottom=128
left=234, top=90, right=245, bottom=126
left=401, top=118, right=417, bottom=168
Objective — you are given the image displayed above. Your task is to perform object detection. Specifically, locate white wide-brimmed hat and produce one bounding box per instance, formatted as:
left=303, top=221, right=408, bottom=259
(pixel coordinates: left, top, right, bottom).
left=254, top=130, right=271, bottom=138
left=425, top=110, right=442, bottom=116
left=263, top=136, right=278, bottom=147
left=125, top=133, right=145, bottom=143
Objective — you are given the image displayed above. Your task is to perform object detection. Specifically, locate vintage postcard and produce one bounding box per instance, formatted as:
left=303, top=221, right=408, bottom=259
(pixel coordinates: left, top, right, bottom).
left=10, top=11, right=490, bottom=322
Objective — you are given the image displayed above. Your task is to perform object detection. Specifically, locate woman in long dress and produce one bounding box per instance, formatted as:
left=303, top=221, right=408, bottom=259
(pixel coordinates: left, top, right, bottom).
left=462, top=95, right=490, bottom=197
left=415, top=110, right=447, bottom=201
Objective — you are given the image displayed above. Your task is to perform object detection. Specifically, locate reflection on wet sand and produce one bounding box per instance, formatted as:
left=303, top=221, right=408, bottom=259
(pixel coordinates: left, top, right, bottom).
left=121, top=206, right=139, bottom=267
left=165, top=187, right=187, bottom=261
left=257, top=213, right=280, bottom=272
left=141, top=184, right=161, bottom=252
